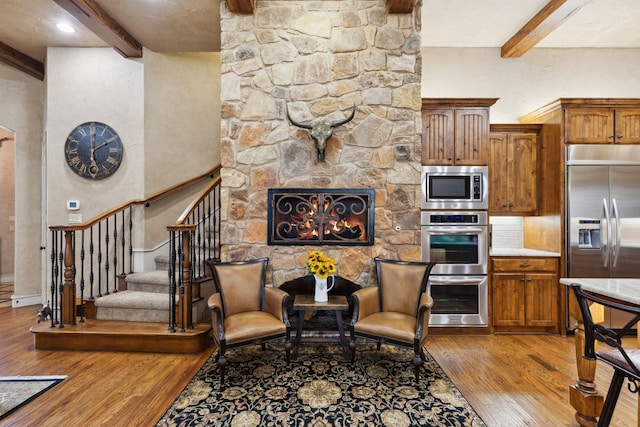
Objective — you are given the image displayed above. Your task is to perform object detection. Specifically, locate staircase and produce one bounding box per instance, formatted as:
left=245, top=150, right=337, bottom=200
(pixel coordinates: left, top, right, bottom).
left=36, top=167, right=222, bottom=353
left=94, top=255, right=213, bottom=325
left=31, top=255, right=214, bottom=353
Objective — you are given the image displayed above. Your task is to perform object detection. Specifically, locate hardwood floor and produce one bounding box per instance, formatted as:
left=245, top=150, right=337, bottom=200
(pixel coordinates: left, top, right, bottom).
left=0, top=305, right=636, bottom=426
left=0, top=282, right=13, bottom=308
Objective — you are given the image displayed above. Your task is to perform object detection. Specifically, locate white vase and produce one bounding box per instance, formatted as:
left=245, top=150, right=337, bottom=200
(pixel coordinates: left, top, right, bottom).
left=314, top=274, right=335, bottom=302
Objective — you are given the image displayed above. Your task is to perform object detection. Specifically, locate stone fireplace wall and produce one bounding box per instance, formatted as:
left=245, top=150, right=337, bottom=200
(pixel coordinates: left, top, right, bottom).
left=220, top=0, right=422, bottom=287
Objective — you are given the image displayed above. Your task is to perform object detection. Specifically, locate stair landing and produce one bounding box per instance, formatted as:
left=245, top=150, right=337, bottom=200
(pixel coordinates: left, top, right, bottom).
left=30, top=319, right=212, bottom=354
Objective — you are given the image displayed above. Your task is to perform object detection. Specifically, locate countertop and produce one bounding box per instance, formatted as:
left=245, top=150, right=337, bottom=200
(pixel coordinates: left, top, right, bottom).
left=560, top=278, right=640, bottom=305
left=490, top=248, right=561, bottom=257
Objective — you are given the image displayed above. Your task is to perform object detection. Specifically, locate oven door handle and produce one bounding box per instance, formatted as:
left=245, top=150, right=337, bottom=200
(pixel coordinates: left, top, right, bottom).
left=428, top=277, right=485, bottom=285
left=426, top=227, right=485, bottom=234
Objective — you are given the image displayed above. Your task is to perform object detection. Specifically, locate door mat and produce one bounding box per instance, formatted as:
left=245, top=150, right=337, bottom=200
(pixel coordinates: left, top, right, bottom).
left=0, top=375, right=67, bottom=419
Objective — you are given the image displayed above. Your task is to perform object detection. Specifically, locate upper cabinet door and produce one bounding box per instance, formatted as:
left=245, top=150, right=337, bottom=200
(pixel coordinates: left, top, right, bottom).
left=454, top=108, right=489, bottom=165
left=615, top=109, right=640, bottom=144
left=508, top=133, right=537, bottom=213
left=488, top=132, right=509, bottom=212
left=421, top=108, right=454, bottom=165
left=564, top=108, right=615, bottom=144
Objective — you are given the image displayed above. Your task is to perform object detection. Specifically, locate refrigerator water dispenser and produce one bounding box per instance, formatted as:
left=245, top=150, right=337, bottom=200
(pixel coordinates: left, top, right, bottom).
left=578, top=220, right=601, bottom=249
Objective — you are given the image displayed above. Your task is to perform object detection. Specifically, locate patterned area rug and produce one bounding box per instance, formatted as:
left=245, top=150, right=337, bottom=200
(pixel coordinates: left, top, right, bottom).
left=157, top=344, right=486, bottom=426
left=0, top=376, right=66, bottom=419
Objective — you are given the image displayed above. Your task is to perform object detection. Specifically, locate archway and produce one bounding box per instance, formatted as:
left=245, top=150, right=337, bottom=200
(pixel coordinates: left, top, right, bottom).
left=0, top=126, right=15, bottom=307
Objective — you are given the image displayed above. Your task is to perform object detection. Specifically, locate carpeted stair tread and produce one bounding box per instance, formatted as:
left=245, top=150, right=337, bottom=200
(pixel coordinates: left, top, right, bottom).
left=125, top=270, right=170, bottom=294
left=94, top=290, right=176, bottom=323
left=94, top=290, right=173, bottom=309
left=126, top=270, right=169, bottom=286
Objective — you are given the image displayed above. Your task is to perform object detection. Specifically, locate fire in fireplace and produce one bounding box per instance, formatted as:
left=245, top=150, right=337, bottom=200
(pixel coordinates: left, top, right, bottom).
left=267, top=188, right=374, bottom=246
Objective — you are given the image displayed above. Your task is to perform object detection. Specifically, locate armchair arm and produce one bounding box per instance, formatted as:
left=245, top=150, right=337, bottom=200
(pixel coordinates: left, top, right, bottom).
left=351, top=286, right=380, bottom=325
left=264, top=286, right=290, bottom=325
left=207, top=293, right=225, bottom=343
left=415, top=293, right=434, bottom=344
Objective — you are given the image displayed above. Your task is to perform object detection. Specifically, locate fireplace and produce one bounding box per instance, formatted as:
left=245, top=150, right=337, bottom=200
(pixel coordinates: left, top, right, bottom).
left=267, top=188, right=374, bottom=246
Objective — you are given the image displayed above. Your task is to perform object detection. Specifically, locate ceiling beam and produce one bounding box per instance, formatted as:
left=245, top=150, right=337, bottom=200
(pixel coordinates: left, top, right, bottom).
left=388, top=0, right=417, bottom=14
left=226, top=0, right=255, bottom=15
left=0, top=41, right=45, bottom=81
left=501, top=0, right=591, bottom=58
left=53, top=0, right=142, bottom=58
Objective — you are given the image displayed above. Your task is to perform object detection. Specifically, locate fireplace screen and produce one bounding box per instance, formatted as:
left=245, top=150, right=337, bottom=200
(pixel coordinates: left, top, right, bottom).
left=268, top=188, right=374, bottom=246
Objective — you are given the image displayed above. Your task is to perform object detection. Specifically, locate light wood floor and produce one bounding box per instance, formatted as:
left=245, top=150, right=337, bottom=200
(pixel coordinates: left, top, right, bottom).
left=0, top=305, right=636, bottom=426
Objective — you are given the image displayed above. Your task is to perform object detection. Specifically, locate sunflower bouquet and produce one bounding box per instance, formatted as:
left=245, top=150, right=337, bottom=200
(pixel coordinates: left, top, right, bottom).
left=306, top=250, right=336, bottom=279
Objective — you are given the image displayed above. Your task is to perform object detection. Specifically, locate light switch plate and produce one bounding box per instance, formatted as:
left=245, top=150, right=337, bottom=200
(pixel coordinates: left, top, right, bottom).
left=68, top=214, right=82, bottom=224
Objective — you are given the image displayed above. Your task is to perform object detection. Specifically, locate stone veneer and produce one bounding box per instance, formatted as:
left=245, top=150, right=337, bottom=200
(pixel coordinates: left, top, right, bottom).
left=220, top=0, right=422, bottom=287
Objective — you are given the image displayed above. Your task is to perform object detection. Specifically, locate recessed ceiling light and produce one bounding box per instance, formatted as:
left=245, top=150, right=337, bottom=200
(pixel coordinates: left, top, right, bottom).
left=56, top=22, right=76, bottom=33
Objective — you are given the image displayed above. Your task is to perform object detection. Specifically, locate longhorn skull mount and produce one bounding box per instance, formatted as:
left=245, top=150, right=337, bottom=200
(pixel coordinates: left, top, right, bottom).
left=286, top=105, right=356, bottom=162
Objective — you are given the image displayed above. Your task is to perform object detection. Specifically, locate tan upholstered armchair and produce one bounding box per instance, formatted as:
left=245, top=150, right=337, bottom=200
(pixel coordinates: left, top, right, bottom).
left=349, top=257, right=435, bottom=384
left=207, top=258, right=291, bottom=386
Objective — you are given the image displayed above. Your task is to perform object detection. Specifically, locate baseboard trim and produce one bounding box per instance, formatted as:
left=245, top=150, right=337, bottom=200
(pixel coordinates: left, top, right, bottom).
left=12, top=293, right=44, bottom=308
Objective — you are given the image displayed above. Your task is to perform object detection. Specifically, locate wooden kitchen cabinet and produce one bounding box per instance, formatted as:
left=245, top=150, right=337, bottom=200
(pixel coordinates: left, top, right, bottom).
left=565, top=107, right=640, bottom=144
left=421, top=98, right=498, bottom=166
left=489, top=125, right=540, bottom=214
left=491, top=257, right=560, bottom=334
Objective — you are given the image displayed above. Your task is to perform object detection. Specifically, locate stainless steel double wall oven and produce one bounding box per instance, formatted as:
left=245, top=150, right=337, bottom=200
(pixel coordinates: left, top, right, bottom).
left=421, top=166, right=489, bottom=327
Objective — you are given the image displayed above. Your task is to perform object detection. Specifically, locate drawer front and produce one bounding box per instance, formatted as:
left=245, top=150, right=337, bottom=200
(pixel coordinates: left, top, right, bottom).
left=492, top=257, right=557, bottom=273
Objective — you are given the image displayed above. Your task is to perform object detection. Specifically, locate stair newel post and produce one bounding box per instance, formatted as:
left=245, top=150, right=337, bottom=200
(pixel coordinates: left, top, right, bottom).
left=181, top=225, right=196, bottom=331
left=61, top=229, right=76, bottom=326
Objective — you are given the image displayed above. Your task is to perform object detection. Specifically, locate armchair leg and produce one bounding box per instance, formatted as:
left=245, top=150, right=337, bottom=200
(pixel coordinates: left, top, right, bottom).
left=349, top=338, right=356, bottom=364
left=218, top=354, right=227, bottom=388
left=412, top=353, right=423, bottom=386
left=285, top=338, right=292, bottom=363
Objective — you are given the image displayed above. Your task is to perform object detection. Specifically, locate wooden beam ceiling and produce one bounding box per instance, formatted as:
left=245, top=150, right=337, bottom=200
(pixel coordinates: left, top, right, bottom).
left=0, top=41, right=45, bottom=81
left=501, top=0, right=591, bottom=58
left=225, top=0, right=417, bottom=15
left=53, top=0, right=142, bottom=58
left=225, top=0, right=255, bottom=14
left=388, top=0, right=417, bottom=14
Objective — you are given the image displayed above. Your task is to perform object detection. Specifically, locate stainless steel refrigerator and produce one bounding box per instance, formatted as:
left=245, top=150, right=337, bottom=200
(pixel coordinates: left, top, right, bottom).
left=566, top=144, right=640, bottom=329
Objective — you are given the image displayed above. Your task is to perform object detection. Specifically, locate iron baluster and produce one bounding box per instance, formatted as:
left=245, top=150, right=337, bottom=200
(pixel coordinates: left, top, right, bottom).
left=79, top=230, right=85, bottom=322
left=97, top=223, right=103, bottom=297
left=168, top=230, right=177, bottom=332
left=49, top=230, right=57, bottom=328
left=104, top=217, right=110, bottom=294
left=89, top=227, right=95, bottom=300
left=128, top=206, right=133, bottom=274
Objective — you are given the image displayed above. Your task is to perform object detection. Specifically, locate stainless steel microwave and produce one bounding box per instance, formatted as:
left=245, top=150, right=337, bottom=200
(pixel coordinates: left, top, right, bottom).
left=421, top=165, right=488, bottom=210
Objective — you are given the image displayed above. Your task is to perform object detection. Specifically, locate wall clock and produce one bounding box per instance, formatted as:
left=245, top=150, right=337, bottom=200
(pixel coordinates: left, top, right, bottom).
left=64, top=121, right=124, bottom=180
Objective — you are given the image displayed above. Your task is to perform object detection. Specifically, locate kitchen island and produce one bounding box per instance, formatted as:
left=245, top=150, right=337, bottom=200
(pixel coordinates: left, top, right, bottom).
left=559, top=278, right=640, bottom=427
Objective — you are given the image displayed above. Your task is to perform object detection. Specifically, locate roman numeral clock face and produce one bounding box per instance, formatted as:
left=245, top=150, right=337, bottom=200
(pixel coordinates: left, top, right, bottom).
left=64, top=122, right=124, bottom=180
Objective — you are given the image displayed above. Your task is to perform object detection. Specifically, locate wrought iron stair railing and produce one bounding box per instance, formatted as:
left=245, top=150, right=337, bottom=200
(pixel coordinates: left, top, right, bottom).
left=47, top=165, right=221, bottom=330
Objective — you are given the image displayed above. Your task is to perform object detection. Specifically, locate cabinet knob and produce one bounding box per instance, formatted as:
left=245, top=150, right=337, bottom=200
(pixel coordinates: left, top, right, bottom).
left=618, top=134, right=624, bottom=139
left=609, top=135, right=615, bottom=139
left=456, top=157, right=461, bottom=161
left=520, top=263, right=530, bottom=267
left=520, top=277, right=525, bottom=282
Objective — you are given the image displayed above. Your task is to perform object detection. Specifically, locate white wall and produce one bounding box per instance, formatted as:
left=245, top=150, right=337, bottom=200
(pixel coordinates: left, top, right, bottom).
left=422, top=48, right=640, bottom=123
left=0, top=62, right=44, bottom=306
left=46, top=48, right=145, bottom=226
